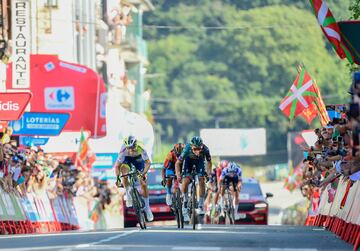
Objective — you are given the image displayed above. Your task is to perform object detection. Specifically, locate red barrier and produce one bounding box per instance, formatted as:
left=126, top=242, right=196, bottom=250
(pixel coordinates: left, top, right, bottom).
left=0, top=191, right=81, bottom=235
left=305, top=179, right=360, bottom=250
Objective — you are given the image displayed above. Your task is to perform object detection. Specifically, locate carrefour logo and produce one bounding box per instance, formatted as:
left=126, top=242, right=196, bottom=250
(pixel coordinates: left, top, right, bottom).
left=44, top=87, right=75, bottom=110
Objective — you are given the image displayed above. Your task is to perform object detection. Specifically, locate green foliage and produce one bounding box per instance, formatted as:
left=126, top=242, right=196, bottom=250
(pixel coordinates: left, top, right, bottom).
left=350, top=0, right=360, bottom=19
left=144, top=1, right=352, bottom=161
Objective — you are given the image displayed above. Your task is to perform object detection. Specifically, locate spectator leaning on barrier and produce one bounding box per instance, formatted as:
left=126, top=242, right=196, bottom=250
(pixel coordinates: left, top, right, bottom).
left=0, top=136, right=118, bottom=221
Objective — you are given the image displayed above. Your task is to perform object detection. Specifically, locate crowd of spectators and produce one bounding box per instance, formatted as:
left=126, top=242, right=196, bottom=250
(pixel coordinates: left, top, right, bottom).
left=300, top=73, right=360, bottom=201
left=0, top=139, right=114, bottom=211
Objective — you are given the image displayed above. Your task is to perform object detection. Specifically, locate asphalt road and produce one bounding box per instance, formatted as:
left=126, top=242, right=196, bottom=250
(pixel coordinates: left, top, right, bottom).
left=0, top=225, right=352, bottom=251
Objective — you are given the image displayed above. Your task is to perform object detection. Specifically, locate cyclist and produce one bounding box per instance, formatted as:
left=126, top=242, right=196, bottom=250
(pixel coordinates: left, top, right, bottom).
left=175, top=136, right=212, bottom=221
left=162, top=143, right=184, bottom=206
left=114, top=136, right=154, bottom=221
left=206, top=160, right=229, bottom=213
left=219, top=161, right=242, bottom=220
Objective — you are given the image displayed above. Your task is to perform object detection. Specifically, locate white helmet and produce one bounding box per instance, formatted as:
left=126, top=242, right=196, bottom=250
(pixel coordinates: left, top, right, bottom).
left=228, top=162, right=238, bottom=173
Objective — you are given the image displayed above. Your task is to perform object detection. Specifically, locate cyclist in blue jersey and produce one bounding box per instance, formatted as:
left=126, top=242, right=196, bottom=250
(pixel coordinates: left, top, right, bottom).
left=114, top=136, right=153, bottom=221
left=219, top=161, right=242, bottom=220
left=175, top=136, right=212, bottom=221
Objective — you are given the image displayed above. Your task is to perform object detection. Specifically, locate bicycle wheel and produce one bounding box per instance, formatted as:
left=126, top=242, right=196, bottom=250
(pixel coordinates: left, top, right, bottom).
left=174, top=188, right=182, bottom=228
left=191, top=182, right=197, bottom=230
left=227, top=193, right=235, bottom=225
left=177, top=188, right=184, bottom=228
left=131, top=188, right=146, bottom=229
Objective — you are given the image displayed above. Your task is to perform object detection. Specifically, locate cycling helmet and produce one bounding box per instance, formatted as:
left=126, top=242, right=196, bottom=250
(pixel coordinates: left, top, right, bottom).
left=124, top=135, right=137, bottom=148
left=228, top=162, right=238, bottom=173
left=173, top=143, right=184, bottom=157
left=219, top=160, right=229, bottom=169
left=190, top=136, right=203, bottom=147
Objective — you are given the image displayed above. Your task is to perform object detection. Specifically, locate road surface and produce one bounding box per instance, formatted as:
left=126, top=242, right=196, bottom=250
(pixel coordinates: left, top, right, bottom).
left=0, top=225, right=352, bottom=251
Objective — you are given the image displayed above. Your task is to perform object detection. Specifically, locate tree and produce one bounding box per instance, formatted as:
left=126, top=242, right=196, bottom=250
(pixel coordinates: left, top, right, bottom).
left=144, top=1, right=351, bottom=163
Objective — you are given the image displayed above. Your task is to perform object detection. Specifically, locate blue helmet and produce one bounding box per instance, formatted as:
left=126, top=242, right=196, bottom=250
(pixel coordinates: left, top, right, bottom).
left=190, top=136, right=203, bottom=147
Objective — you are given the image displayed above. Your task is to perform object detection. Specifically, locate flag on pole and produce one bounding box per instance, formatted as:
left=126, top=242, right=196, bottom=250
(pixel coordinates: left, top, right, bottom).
left=284, top=165, right=303, bottom=192
left=279, top=68, right=318, bottom=121
left=312, top=82, right=330, bottom=126
left=78, top=129, right=89, bottom=161
left=309, top=0, right=354, bottom=64
left=301, top=102, right=318, bottom=125
left=76, top=129, right=96, bottom=172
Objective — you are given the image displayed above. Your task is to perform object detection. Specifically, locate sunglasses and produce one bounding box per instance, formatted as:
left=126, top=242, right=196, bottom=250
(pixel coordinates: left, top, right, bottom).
left=192, top=146, right=202, bottom=151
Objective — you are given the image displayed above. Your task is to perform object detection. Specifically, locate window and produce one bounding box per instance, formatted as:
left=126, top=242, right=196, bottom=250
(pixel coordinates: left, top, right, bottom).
left=241, top=182, right=262, bottom=196
left=44, top=0, right=58, bottom=8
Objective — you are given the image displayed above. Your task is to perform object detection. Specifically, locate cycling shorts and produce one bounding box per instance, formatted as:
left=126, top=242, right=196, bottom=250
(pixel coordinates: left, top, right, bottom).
left=165, top=169, right=175, bottom=178
left=121, top=156, right=145, bottom=172
left=182, top=157, right=205, bottom=177
left=221, top=175, right=239, bottom=191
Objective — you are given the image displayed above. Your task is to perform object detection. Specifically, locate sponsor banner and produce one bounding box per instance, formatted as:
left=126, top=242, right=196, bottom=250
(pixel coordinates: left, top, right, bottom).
left=9, top=112, right=70, bottom=136
left=11, top=0, right=31, bottom=88
left=45, top=87, right=75, bottom=110
left=6, top=55, right=107, bottom=137
left=20, top=197, right=40, bottom=222
left=20, top=136, right=50, bottom=146
left=92, top=153, right=118, bottom=169
left=52, top=197, right=68, bottom=223
left=200, top=128, right=267, bottom=156
left=0, top=92, right=32, bottom=120
left=92, top=169, right=116, bottom=181
left=0, top=189, right=26, bottom=221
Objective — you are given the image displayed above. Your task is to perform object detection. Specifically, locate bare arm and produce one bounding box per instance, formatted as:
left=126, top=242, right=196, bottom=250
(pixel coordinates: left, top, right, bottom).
left=143, top=159, right=151, bottom=175
left=206, top=160, right=212, bottom=174
left=175, top=160, right=182, bottom=178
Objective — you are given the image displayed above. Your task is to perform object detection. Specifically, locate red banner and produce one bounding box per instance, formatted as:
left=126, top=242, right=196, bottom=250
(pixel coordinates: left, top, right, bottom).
left=0, top=92, right=32, bottom=120
left=6, top=55, right=106, bottom=137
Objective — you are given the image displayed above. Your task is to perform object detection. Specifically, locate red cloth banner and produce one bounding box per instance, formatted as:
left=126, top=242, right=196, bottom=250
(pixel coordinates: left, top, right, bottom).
left=6, top=55, right=106, bottom=137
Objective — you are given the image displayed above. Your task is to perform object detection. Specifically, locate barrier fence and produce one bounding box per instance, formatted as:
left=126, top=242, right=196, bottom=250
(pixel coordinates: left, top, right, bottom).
left=0, top=186, right=124, bottom=234
left=305, top=178, right=360, bottom=250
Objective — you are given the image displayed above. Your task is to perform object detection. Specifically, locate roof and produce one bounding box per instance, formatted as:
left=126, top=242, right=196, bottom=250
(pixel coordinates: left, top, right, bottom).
left=242, top=178, right=260, bottom=184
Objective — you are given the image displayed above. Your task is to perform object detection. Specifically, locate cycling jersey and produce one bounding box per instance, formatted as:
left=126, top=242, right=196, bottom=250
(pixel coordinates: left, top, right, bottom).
left=163, top=150, right=177, bottom=170
left=115, top=144, right=149, bottom=172
left=220, top=166, right=242, bottom=180
left=163, top=150, right=178, bottom=177
left=179, top=143, right=211, bottom=177
left=178, top=143, right=211, bottom=162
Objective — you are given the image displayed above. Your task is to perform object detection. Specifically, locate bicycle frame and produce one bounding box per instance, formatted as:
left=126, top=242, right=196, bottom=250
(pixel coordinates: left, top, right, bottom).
left=187, top=167, right=198, bottom=230
left=120, top=165, right=146, bottom=229
left=223, top=186, right=235, bottom=225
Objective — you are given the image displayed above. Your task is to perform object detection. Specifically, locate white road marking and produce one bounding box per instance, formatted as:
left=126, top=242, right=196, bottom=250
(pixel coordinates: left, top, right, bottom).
left=143, top=229, right=264, bottom=235
left=0, top=230, right=129, bottom=239
left=91, top=229, right=138, bottom=245
left=270, top=249, right=318, bottom=251
left=56, top=230, right=138, bottom=251
left=312, top=228, right=325, bottom=231
left=75, top=244, right=91, bottom=248
left=172, top=247, right=221, bottom=251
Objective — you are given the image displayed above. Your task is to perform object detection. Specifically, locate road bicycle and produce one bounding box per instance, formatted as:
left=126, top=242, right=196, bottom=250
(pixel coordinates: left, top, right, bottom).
left=223, top=185, right=235, bottom=225
left=171, top=178, right=184, bottom=229
left=187, top=165, right=198, bottom=230
left=120, top=164, right=147, bottom=229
